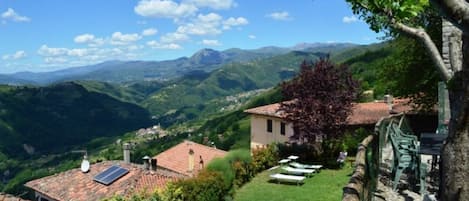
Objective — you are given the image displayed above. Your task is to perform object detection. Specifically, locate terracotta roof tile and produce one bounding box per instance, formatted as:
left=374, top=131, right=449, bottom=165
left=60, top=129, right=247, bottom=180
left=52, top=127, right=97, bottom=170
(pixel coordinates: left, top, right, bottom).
left=0, top=193, right=29, bottom=201
left=153, top=140, right=227, bottom=176
left=244, top=99, right=413, bottom=125
left=25, top=161, right=184, bottom=201
left=346, top=99, right=412, bottom=125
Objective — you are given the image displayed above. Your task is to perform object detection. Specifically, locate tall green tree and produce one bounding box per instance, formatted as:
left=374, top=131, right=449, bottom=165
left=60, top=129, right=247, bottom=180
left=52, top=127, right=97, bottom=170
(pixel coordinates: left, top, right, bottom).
left=379, top=38, right=440, bottom=111
left=280, top=59, right=359, bottom=143
left=346, top=0, right=469, bottom=200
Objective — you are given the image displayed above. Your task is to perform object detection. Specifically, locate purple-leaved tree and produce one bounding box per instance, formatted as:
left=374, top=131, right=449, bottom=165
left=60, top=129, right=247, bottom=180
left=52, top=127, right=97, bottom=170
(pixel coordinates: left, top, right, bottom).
left=280, top=59, right=360, bottom=144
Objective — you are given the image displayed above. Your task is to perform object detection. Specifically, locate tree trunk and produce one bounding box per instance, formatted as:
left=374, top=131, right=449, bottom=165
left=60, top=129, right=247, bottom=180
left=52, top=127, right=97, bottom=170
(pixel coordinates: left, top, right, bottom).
left=440, top=34, right=469, bottom=201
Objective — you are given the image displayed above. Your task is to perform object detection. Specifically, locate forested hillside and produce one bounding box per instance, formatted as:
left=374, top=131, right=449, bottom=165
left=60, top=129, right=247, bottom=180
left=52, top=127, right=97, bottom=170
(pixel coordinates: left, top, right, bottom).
left=0, top=82, right=152, bottom=193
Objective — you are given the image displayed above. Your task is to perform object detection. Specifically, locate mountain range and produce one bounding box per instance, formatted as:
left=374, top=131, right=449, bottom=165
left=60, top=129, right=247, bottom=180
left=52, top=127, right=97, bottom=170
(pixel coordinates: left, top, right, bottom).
left=0, top=41, right=390, bottom=194
left=0, top=43, right=359, bottom=85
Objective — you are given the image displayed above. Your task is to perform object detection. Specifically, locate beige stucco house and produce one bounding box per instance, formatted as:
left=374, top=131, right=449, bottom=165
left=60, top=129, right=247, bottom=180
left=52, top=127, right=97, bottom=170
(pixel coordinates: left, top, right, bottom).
left=244, top=103, right=294, bottom=151
left=244, top=99, right=413, bottom=152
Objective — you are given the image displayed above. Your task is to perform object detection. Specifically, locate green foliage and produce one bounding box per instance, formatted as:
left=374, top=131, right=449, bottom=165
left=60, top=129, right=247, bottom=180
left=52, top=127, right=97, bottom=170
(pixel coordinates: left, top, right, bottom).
left=342, top=128, right=371, bottom=155
left=346, top=0, right=429, bottom=34
left=206, top=158, right=235, bottom=189
left=0, top=82, right=152, bottom=194
left=0, top=82, right=152, bottom=155
left=76, top=80, right=148, bottom=104
left=143, top=51, right=320, bottom=125
left=377, top=36, right=440, bottom=110
left=170, top=170, right=226, bottom=201
left=222, top=149, right=254, bottom=188
left=251, top=144, right=279, bottom=173
left=197, top=87, right=283, bottom=151
left=102, top=189, right=162, bottom=201
left=277, top=144, right=322, bottom=164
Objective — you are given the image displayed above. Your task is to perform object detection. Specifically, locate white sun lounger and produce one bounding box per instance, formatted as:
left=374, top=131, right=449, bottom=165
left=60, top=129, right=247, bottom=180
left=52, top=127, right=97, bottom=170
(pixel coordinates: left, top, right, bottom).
left=289, top=162, right=323, bottom=171
left=269, top=173, right=305, bottom=185
left=282, top=166, right=315, bottom=176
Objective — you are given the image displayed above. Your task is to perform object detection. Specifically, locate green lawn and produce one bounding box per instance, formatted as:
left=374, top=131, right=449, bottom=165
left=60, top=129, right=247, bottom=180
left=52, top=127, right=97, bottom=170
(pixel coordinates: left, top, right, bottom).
left=234, top=165, right=352, bottom=201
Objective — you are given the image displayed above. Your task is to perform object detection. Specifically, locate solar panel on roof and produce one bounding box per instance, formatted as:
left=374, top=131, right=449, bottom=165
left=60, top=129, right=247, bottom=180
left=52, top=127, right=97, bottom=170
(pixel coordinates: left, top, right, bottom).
left=93, top=165, right=129, bottom=185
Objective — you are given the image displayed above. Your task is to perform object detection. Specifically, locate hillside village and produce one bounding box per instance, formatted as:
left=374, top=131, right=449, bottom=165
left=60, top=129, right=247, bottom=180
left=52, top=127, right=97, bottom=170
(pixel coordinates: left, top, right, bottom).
left=0, top=41, right=452, bottom=201
left=2, top=1, right=469, bottom=201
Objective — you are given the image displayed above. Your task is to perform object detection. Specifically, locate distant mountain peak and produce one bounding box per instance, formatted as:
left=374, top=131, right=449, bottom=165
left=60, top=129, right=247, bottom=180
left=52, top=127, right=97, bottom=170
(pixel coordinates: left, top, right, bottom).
left=190, top=48, right=224, bottom=65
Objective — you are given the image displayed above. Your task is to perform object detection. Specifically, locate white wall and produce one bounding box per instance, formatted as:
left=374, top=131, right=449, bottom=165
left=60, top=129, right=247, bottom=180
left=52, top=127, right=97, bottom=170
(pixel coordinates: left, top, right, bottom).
left=250, top=114, right=294, bottom=151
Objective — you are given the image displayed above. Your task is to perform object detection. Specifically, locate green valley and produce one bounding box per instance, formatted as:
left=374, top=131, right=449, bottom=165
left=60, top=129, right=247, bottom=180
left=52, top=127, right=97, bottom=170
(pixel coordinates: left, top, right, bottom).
left=0, top=42, right=400, bottom=197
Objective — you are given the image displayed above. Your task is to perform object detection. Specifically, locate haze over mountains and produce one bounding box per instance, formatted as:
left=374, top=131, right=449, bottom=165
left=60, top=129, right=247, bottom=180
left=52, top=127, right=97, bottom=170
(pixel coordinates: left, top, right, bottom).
left=0, top=42, right=358, bottom=85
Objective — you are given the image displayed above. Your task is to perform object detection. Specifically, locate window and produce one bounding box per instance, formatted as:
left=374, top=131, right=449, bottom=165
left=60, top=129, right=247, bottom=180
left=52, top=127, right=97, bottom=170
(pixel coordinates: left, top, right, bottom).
left=267, top=119, right=272, bottom=133
left=280, top=122, right=286, bottom=135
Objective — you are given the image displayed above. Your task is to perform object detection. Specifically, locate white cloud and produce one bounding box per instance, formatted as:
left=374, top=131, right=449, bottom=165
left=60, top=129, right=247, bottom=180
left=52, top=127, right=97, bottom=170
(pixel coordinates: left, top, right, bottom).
left=186, top=0, right=236, bottom=10
left=111, top=32, right=142, bottom=45
left=176, top=13, right=223, bottom=35
left=68, top=48, right=90, bottom=57
left=248, top=35, right=256, bottom=39
left=222, top=17, right=248, bottom=29
left=1, top=8, right=30, bottom=22
left=37, top=45, right=69, bottom=57
left=73, top=33, right=105, bottom=46
left=74, top=34, right=95, bottom=43
left=44, top=57, right=67, bottom=64
left=197, top=12, right=223, bottom=22
left=2, top=50, right=27, bottom=60
left=142, top=28, right=158, bottom=36
left=266, top=11, right=291, bottom=21
left=37, top=43, right=143, bottom=67
left=134, top=0, right=197, bottom=18
left=343, top=16, right=358, bottom=23
left=147, top=40, right=182, bottom=49
left=160, top=32, right=189, bottom=43
left=127, top=45, right=144, bottom=51
left=201, top=39, right=221, bottom=46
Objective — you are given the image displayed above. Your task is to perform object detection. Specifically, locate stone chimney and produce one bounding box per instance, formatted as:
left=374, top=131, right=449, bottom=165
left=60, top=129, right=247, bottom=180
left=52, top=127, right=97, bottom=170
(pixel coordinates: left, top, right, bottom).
left=150, top=158, right=157, bottom=172
left=199, top=155, right=204, bottom=170
left=384, top=94, right=394, bottom=113
left=188, top=148, right=194, bottom=173
left=123, top=143, right=131, bottom=163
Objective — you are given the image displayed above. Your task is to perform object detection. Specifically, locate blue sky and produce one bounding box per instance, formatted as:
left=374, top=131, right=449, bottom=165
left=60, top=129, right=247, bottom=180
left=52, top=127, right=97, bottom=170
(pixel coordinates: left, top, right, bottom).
left=0, top=0, right=383, bottom=73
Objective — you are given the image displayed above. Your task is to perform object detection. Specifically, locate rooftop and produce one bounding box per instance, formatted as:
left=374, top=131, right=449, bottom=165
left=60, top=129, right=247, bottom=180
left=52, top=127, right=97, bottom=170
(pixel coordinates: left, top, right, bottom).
left=25, top=161, right=183, bottom=201
left=244, top=99, right=413, bottom=126
left=153, top=140, right=228, bottom=176
left=0, top=192, right=30, bottom=201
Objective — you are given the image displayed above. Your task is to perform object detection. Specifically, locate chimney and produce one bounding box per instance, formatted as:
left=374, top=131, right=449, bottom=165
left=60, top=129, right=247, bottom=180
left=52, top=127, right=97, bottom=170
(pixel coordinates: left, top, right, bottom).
left=123, top=143, right=131, bottom=163
left=188, top=148, right=194, bottom=173
left=142, top=156, right=150, bottom=170
left=384, top=94, right=394, bottom=113
left=199, top=155, right=204, bottom=170
left=150, top=158, right=157, bottom=172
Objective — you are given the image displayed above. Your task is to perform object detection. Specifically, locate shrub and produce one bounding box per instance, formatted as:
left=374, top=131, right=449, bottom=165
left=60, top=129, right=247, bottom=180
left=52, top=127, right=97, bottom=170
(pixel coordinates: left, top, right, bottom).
left=224, top=149, right=254, bottom=188
left=251, top=144, right=279, bottom=173
left=170, top=170, right=226, bottom=201
left=102, top=188, right=162, bottom=201
left=277, top=143, right=321, bottom=164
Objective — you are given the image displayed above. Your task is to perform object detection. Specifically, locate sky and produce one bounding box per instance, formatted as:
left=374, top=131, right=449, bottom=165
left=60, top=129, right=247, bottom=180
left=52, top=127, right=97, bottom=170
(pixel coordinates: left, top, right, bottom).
left=0, top=0, right=383, bottom=74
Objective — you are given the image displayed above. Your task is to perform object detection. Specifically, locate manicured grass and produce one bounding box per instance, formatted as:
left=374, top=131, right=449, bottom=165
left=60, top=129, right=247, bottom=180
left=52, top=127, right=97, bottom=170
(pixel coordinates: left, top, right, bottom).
left=234, top=165, right=352, bottom=201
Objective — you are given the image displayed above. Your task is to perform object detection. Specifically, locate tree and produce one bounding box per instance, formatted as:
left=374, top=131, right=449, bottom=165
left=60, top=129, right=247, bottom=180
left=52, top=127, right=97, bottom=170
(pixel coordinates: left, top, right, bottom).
left=379, top=36, right=441, bottom=111
left=346, top=0, right=469, bottom=200
left=280, top=59, right=359, bottom=143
